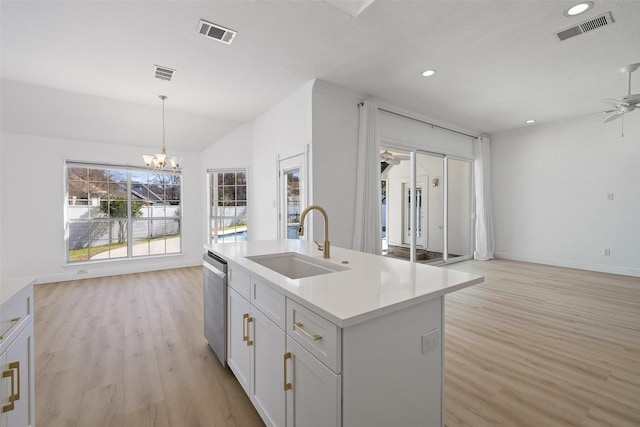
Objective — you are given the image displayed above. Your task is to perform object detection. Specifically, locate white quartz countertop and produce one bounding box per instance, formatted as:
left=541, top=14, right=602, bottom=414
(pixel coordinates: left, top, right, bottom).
left=1, top=276, right=36, bottom=306
left=207, top=240, right=483, bottom=327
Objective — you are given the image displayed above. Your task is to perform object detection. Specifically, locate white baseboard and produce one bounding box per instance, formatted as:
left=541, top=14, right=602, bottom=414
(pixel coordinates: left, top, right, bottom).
left=494, top=252, right=640, bottom=278
left=35, top=258, right=203, bottom=285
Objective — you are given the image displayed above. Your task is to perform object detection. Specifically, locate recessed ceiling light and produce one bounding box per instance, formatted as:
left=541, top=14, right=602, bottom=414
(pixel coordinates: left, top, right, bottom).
left=564, top=2, right=594, bottom=17
left=422, top=70, right=436, bottom=77
left=525, top=119, right=536, bottom=124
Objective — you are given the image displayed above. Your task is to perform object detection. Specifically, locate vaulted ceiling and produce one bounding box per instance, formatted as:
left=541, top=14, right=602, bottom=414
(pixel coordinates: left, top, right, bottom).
left=2, top=1, right=639, bottom=151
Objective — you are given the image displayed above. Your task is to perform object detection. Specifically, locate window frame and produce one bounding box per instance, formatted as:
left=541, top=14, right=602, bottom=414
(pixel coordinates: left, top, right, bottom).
left=207, top=168, right=248, bottom=244
left=65, top=161, right=183, bottom=263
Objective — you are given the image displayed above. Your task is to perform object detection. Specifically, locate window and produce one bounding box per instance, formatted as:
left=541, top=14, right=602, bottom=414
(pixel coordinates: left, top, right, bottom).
left=66, top=162, right=182, bottom=262
left=208, top=170, right=247, bottom=244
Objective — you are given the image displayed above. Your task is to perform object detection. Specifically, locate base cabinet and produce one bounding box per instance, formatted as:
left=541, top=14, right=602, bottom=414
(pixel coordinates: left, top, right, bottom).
left=228, top=271, right=287, bottom=427
left=224, top=261, right=443, bottom=427
left=227, top=287, right=252, bottom=395
left=1, top=280, right=35, bottom=427
left=1, top=326, right=34, bottom=427
left=286, top=337, right=341, bottom=427
left=251, top=309, right=285, bottom=427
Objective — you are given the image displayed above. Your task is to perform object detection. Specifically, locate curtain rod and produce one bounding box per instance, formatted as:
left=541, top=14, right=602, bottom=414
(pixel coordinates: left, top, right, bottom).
left=358, top=102, right=478, bottom=139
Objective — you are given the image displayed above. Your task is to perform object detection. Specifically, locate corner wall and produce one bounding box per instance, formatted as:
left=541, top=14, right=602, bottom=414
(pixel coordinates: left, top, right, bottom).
left=311, top=82, right=360, bottom=249
left=199, top=81, right=314, bottom=243
left=491, top=114, right=640, bottom=276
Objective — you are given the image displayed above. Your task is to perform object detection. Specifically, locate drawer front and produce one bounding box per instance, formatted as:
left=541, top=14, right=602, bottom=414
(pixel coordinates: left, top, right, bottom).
left=251, top=276, right=286, bottom=330
left=0, top=286, right=32, bottom=346
left=286, top=299, right=341, bottom=373
left=228, top=262, right=251, bottom=300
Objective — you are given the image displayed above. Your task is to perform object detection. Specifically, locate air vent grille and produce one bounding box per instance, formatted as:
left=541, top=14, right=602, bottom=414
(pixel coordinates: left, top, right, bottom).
left=154, top=65, right=175, bottom=81
left=198, top=19, right=237, bottom=45
left=556, top=12, right=614, bottom=41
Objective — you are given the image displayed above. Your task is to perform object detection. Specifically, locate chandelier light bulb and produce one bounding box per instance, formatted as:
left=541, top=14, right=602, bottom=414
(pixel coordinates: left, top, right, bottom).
left=143, top=95, right=180, bottom=171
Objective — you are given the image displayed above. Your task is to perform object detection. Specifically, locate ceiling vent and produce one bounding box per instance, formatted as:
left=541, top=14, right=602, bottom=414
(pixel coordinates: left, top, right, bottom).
left=198, top=19, right=237, bottom=45
left=556, top=12, right=614, bottom=41
left=154, top=65, right=175, bottom=81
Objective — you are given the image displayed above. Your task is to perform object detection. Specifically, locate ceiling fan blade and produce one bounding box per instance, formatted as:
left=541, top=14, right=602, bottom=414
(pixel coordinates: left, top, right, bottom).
left=604, top=110, right=625, bottom=123
left=603, top=109, right=618, bottom=113
left=602, top=98, right=629, bottom=107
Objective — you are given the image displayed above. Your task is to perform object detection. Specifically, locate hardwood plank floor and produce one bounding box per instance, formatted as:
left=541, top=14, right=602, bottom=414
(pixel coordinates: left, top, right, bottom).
left=35, top=267, right=264, bottom=427
left=34, top=260, right=640, bottom=426
left=442, top=259, right=640, bottom=427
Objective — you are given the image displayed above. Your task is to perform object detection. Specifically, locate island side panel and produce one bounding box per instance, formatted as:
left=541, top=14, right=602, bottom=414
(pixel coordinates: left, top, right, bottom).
left=342, top=296, right=443, bottom=427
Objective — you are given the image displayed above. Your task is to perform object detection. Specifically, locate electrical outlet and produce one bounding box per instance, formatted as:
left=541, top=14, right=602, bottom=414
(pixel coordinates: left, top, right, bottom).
left=603, top=249, right=611, bottom=256
left=606, top=193, right=614, bottom=201
left=421, top=328, right=440, bottom=354
left=77, top=269, right=88, bottom=274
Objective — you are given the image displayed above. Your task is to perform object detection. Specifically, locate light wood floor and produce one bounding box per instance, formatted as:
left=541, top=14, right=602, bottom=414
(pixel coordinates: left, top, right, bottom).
left=34, top=260, right=640, bottom=426
left=442, top=259, right=640, bottom=427
left=35, top=267, right=264, bottom=427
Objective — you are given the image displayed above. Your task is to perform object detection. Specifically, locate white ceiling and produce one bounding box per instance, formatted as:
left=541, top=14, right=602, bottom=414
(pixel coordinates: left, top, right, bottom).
left=2, top=1, right=639, bottom=152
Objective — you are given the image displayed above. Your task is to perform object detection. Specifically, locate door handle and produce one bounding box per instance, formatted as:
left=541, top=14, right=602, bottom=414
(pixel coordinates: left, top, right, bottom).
left=10, top=362, right=20, bottom=401
left=242, top=313, right=249, bottom=342
left=294, top=322, right=322, bottom=341
left=2, top=362, right=19, bottom=413
left=284, top=352, right=292, bottom=391
left=246, top=316, right=253, bottom=346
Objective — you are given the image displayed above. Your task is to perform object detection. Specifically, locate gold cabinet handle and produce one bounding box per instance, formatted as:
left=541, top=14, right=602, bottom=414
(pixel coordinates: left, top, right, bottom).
left=246, top=317, right=254, bottom=346
left=9, top=362, right=20, bottom=401
left=294, top=322, right=322, bottom=341
left=0, top=317, right=21, bottom=340
left=242, top=313, right=249, bottom=342
left=2, top=366, right=15, bottom=413
left=283, top=352, right=292, bottom=391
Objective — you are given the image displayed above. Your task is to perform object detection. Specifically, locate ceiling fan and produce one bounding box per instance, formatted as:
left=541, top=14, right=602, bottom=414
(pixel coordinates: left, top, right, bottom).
left=380, top=150, right=410, bottom=165
left=603, top=63, right=640, bottom=123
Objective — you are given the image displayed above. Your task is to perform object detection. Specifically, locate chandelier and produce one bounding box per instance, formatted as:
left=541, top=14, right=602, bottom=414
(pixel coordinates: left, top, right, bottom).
left=143, top=95, right=181, bottom=170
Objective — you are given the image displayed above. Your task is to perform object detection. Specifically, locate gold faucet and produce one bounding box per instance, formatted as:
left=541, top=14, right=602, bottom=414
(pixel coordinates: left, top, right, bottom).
left=297, top=205, right=330, bottom=259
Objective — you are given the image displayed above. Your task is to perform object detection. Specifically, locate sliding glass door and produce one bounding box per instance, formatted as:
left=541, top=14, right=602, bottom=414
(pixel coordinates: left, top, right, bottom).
left=381, top=147, right=473, bottom=264
left=446, top=158, right=474, bottom=261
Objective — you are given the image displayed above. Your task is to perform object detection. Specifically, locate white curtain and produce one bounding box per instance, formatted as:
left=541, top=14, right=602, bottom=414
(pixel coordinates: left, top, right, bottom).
left=352, top=101, right=382, bottom=254
left=473, top=136, right=495, bottom=260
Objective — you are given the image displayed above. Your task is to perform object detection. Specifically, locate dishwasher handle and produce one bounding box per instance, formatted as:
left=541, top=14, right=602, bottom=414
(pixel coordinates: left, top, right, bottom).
left=203, top=262, right=226, bottom=279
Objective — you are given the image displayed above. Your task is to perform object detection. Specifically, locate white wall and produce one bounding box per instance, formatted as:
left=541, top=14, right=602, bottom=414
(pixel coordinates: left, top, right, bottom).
left=311, top=81, right=360, bottom=249
left=251, top=81, right=314, bottom=241
left=0, top=133, right=201, bottom=283
left=200, top=81, right=314, bottom=243
left=491, top=113, right=640, bottom=277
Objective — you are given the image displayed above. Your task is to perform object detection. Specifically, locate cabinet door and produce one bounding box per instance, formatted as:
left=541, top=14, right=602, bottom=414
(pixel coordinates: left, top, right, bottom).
left=1, top=324, right=34, bottom=427
left=0, top=350, right=6, bottom=427
left=227, top=288, right=252, bottom=395
left=286, top=337, right=341, bottom=427
left=251, top=309, right=286, bottom=427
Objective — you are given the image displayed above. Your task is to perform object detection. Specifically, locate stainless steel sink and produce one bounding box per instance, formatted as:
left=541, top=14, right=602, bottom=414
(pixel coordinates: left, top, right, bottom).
left=245, top=252, right=349, bottom=279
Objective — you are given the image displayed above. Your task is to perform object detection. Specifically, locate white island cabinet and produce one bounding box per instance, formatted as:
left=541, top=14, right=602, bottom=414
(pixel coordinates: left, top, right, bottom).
left=211, top=240, right=483, bottom=427
left=1, top=277, right=36, bottom=427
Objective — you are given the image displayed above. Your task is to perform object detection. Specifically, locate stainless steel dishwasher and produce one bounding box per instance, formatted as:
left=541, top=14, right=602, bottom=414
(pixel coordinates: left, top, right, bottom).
left=203, top=250, right=227, bottom=367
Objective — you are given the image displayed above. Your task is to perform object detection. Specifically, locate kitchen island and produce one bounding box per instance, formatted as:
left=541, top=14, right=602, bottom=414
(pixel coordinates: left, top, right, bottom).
left=207, top=240, right=483, bottom=427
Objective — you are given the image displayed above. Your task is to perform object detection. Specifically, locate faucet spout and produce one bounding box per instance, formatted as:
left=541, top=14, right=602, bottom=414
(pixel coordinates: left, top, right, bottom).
left=297, top=205, right=330, bottom=259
